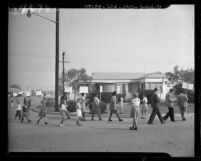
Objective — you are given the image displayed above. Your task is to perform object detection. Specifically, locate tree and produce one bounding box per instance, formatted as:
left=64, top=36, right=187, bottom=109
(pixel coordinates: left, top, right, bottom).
left=65, top=68, right=93, bottom=92
left=166, top=67, right=194, bottom=84
left=166, top=67, right=194, bottom=95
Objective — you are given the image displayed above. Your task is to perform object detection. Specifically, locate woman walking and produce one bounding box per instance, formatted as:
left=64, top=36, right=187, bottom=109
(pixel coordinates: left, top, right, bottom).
left=108, top=91, right=123, bottom=122
left=91, top=97, right=102, bottom=121
left=130, top=93, right=141, bottom=130
left=37, top=97, right=48, bottom=125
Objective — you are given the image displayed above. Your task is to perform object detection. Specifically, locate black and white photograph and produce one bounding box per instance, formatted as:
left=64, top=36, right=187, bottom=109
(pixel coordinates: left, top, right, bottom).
left=8, top=5, right=195, bottom=157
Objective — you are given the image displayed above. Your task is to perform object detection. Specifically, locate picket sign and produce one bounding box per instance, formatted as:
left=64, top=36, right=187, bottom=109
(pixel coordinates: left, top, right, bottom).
left=182, top=83, right=194, bottom=90
left=79, top=86, right=88, bottom=93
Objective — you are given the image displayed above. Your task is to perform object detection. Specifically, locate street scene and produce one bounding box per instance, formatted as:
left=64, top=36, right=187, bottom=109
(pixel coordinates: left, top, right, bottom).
left=8, top=5, right=194, bottom=157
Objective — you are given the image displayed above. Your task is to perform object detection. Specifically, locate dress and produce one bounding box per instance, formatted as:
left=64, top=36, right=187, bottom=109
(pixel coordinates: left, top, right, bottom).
left=130, top=98, right=140, bottom=120
left=76, top=102, right=82, bottom=117
left=39, top=99, right=46, bottom=118
left=109, top=95, right=118, bottom=113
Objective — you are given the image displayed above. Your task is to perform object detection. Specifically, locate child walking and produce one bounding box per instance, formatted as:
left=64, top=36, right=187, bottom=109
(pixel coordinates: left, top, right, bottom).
left=15, top=99, right=22, bottom=120
left=80, top=93, right=86, bottom=121
left=76, top=98, right=83, bottom=126
left=59, top=99, right=69, bottom=127
left=119, top=95, right=124, bottom=114
left=130, top=93, right=140, bottom=130
left=21, top=104, right=31, bottom=123
left=37, top=97, right=48, bottom=125
left=141, top=94, right=148, bottom=119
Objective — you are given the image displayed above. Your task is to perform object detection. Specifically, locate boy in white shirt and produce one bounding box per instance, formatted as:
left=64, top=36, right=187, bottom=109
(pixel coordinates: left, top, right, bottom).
left=15, top=99, right=22, bottom=120
left=141, top=94, right=148, bottom=119
left=119, top=95, right=124, bottom=114
left=130, top=93, right=140, bottom=130
left=76, top=98, right=83, bottom=126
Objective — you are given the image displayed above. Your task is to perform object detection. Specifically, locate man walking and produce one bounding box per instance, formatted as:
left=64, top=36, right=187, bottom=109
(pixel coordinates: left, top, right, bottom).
left=163, top=89, right=176, bottom=122
left=147, top=88, right=165, bottom=124
left=177, top=89, right=188, bottom=121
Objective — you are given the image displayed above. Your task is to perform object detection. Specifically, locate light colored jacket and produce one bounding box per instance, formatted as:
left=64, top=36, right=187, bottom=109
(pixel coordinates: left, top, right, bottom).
left=165, top=92, right=175, bottom=108
left=177, top=93, right=188, bottom=107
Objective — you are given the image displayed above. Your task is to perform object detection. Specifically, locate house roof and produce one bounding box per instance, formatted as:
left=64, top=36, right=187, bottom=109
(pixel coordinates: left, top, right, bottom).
left=138, top=72, right=166, bottom=79
left=92, top=72, right=145, bottom=80
left=92, top=72, right=166, bottom=80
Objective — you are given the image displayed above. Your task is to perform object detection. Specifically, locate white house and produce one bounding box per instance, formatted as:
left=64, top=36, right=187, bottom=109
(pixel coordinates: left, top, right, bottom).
left=78, top=71, right=170, bottom=101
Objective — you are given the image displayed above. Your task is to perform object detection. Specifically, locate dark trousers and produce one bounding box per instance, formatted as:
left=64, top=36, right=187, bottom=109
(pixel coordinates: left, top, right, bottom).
left=21, top=111, right=30, bottom=122
left=81, top=112, right=86, bottom=120
left=163, top=107, right=175, bottom=121
left=148, top=108, right=164, bottom=124
left=91, top=113, right=102, bottom=120
left=15, top=110, right=21, bottom=120
left=109, top=110, right=121, bottom=120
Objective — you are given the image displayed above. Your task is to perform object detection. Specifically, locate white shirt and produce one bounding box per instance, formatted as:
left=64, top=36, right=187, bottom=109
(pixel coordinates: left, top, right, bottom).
left=16, top=104, right=22, bottom=110
left=143, top=97, right=148, bottom=104
left=131, top=98, right=140, bottom=107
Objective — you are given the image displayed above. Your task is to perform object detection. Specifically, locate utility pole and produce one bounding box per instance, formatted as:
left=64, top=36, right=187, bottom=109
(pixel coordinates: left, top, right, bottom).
left=62, top=52, right=65, bottom=96
left=26, top=8, right=60, bottom=112
left=55, top=8, right=59, bottom=112
left=59, top=52, right=70, bottom=97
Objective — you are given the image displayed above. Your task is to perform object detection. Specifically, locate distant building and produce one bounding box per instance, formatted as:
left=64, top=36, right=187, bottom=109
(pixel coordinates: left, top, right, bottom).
left=77, top=71, right=169, bottom=101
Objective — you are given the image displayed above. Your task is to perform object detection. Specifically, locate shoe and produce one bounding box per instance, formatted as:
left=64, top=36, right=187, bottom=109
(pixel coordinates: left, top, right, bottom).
left=37, top=120, right=39, bottom=124
left=134, top=126, right=138, bottom=130
left=108, top=119, right=112, bottom=121
left=45, top=122, right=48, bottom=125
left=182, top=118, right=186, bottom=121
left=147, top=122, right=152, bottom=124
left=163, top=117, right=167, bottom=121
left=171, top=120, right=176, bottom=122
left=91, top=119, right=94, bottom=121
left=161, top=121, right=165, bottom=124
left=119, top=119, right=123, bottom=121
left=67, top=116, right=71, bottom=119
left=28, top=120, right=31, bottom=123
left=59, top=123, right=64, bottom=127
left=99, top=118, right=102, bottom=121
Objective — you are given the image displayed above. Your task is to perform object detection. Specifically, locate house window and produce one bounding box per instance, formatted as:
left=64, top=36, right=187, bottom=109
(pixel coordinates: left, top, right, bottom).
left=145, top=82, right=151, bottom=89
left=145, top=82, right=161, bottom=92
left=103, top=84, right=115, bottom=92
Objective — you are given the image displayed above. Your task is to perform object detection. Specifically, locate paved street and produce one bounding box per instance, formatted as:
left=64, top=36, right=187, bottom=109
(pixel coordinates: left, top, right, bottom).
left=8, top=105, right=194, bottom=156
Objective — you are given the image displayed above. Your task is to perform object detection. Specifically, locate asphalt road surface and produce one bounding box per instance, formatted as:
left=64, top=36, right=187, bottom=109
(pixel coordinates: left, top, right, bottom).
left=8, top=105, right=194, bottom=156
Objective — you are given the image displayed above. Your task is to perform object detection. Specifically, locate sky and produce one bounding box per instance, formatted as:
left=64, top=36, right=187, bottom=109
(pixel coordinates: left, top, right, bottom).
left=8, top=5, right=194, bottom=91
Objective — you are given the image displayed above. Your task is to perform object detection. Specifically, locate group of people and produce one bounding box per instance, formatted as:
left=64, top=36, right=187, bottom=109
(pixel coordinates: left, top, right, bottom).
left=9, top=88, right=189, bottom=130
left=9, top=95, right=32, bottom=123
left=129, top=88, right=189, bottom=130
